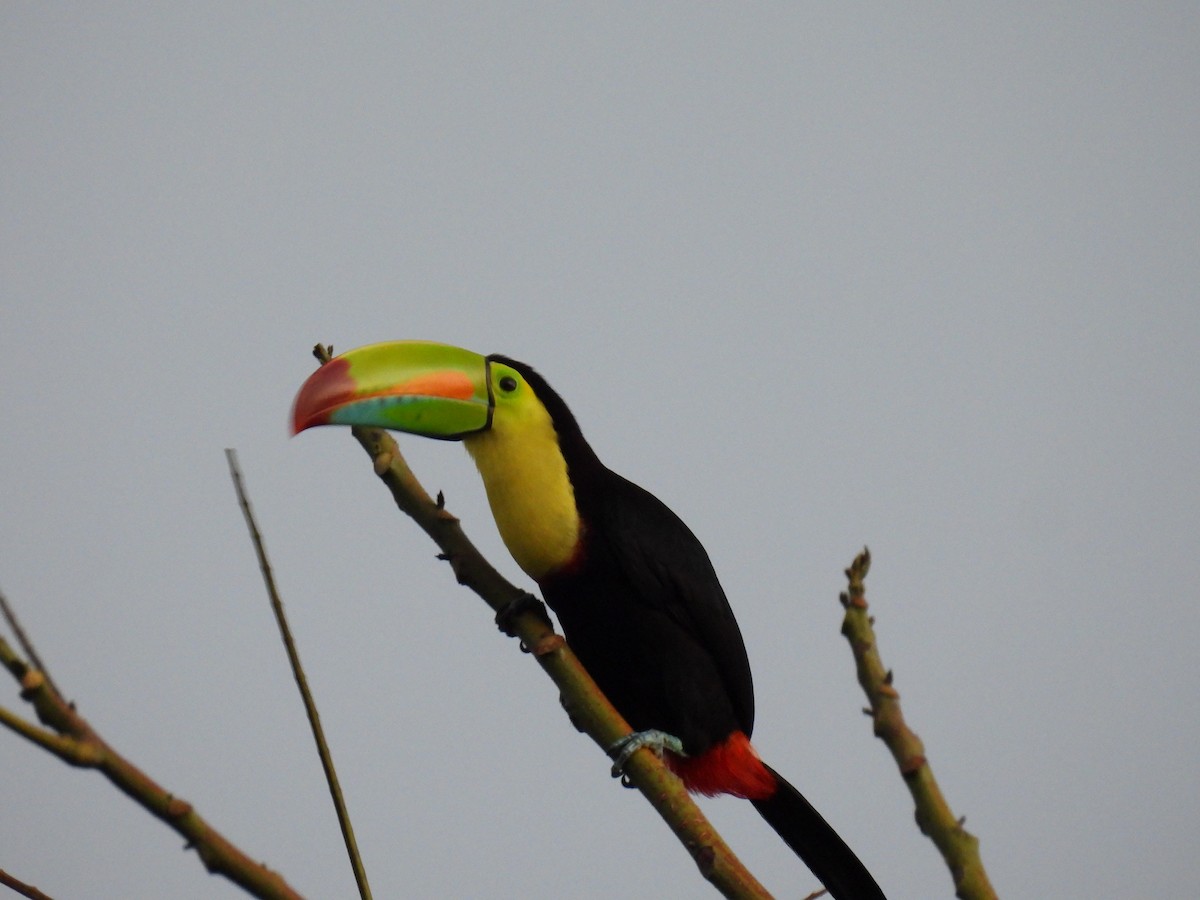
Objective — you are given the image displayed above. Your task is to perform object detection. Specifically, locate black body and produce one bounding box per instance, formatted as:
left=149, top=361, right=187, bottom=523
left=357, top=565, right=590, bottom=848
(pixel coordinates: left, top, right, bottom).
left=496, top=357, right=887, bottom=900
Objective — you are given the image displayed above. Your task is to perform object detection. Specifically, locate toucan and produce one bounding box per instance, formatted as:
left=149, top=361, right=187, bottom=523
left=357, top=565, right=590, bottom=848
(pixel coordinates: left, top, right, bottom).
left=292, top=340, right=886, bottom=899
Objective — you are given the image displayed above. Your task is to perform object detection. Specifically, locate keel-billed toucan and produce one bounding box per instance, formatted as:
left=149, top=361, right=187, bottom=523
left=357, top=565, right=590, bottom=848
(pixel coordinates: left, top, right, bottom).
left=292, top=340, right=885, bottom=899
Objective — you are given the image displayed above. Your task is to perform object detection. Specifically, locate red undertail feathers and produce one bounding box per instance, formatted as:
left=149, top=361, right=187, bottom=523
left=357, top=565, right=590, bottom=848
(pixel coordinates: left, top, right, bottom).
left=667, top=731, right=776, bottom=800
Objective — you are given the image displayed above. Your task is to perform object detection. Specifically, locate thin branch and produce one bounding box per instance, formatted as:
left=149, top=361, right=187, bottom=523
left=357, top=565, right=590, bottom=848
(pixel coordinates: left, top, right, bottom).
left=0, top=868, right=55, bottom=900
left=840, top=549, right=997, bottom=900
left=308, top=343, right=772, bottom=899
left=225, top=448, right=371, bottom=900
left=0, top=700, right=87, bottom=760
left=0, top=629, right=303, bottom=899
left=0, top=586, right=60, bottom=698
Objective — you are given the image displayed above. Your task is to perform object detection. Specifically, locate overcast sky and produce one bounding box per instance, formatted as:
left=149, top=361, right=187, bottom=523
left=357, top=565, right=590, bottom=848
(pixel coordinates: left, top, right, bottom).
left=2, top=5, right=1197, bottom=899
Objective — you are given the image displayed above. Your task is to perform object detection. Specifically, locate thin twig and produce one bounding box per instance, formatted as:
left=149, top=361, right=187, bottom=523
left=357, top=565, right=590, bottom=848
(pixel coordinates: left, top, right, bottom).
left=0, top=868, right=56, bottom=900
left=0, top=633, right=302, bottom=899
left=225, top=449, right=371, bottom=900
left=840, top=549, right=997, bottom=900
left=0, top=586, right=60, bottom=698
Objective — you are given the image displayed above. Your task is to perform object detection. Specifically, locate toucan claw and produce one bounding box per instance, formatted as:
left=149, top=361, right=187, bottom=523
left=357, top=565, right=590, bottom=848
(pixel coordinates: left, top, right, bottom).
left=608, top=729, right=685, bottom=780
left=494, top=591, right=553, bottom=637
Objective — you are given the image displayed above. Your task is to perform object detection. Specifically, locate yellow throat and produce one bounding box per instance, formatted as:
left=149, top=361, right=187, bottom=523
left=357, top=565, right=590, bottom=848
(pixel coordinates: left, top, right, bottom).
left=463, top=393, right=581, bottom=581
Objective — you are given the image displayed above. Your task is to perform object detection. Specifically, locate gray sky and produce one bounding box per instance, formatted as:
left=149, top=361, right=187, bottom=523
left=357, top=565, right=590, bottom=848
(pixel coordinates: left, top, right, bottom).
left=2, top=5, right=1197, bottom=898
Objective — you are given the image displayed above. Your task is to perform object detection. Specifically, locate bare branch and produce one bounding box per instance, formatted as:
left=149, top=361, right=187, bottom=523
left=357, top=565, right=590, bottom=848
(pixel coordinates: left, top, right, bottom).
left=0, top=626, right=303, bottom=899
left=840, top=549, right=997, bottom=900
left=225, top=448, right=371, bottom=900
left=0, top=868, right=56, bottom=900
left=0, top=586, right=60, bottom=698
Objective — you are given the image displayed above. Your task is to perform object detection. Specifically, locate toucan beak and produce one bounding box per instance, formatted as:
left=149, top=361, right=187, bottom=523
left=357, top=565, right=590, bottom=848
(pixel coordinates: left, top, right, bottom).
left=291, top=341, right=492, bottom=440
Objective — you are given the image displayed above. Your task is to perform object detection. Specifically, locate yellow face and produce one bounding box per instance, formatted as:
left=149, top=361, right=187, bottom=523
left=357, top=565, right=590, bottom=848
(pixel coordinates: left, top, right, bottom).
left=463, top=360, right=582, bottom=581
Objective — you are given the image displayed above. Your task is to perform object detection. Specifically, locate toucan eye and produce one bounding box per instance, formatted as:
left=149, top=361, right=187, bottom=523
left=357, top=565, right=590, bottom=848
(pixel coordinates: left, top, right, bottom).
left=498, top=375, right=518, bottom=393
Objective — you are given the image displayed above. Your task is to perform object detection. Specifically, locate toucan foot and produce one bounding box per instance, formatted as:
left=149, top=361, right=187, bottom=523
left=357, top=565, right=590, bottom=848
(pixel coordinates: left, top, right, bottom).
left=494, top=591, right=553, bottom=637
left=608, top=729, right=685, bottom=779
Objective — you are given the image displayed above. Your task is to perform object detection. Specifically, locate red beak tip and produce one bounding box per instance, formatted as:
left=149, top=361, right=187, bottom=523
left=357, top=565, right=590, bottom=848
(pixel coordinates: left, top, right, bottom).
left=291, top=356, right=354, bottom=435
left=291, top=410, right=327, bottom=435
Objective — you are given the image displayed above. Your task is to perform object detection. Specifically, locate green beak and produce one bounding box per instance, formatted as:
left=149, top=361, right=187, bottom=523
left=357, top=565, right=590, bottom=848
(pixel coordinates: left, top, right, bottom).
left=291, top=341, right=492, bottom=440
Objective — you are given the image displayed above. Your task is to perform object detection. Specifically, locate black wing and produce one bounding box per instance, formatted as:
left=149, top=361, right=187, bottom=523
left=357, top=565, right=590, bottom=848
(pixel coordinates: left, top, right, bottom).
left=591, top=468, right=757, bottom=738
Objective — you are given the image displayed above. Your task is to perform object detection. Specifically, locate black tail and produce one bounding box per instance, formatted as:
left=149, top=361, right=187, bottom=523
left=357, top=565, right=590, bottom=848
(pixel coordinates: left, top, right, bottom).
left=751, top=765, right=886, bottom=899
